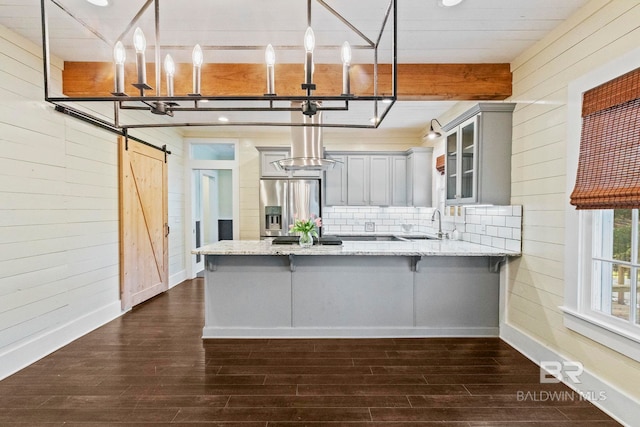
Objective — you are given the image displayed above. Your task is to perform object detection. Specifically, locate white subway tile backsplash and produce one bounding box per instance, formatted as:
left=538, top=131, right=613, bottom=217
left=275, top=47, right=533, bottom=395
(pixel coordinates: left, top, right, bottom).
left=492, top=216, right=506, bottom=227
left=506, top=239, right=521, bottom=252
left=498, top=227, right=513, bottom=239
left=512, top=228, right=522, bottom=240
left=491, top=237, right=506, bottom=249
left=506, top=216, right=521, bottom=228
left=322, top=204, right=521, bottom=253
left=491, top=206, right=512, bottom=216
left=486, top=226, right=499, bottom=237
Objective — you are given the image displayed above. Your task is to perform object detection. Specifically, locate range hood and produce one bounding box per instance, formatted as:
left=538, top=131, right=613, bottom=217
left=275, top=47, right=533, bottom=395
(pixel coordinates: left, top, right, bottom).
left=272, top=104, right=340, bottom=171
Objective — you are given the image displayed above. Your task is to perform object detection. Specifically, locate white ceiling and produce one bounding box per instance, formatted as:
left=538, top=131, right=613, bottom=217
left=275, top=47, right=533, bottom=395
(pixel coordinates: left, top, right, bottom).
left=0, top=0, right=589, bottom=136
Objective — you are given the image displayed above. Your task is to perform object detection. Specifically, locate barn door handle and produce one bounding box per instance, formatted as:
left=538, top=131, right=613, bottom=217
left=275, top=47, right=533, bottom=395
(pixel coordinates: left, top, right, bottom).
left=165, top=223, right=170, bottom=237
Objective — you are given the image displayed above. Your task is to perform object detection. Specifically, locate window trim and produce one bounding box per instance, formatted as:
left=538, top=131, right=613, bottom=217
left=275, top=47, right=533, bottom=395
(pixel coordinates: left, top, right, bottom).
left=564, top=46, right=640, bottom=363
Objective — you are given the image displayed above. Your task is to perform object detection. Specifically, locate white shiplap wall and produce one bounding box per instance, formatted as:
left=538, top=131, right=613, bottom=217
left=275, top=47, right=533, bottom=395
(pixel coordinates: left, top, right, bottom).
left=0, top=24, right=186, bottom=379
left=507, top=0, right=640, bottom=412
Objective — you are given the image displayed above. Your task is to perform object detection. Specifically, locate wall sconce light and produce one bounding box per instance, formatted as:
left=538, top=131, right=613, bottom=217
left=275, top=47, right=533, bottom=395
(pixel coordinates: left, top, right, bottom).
left=426, top=119, right=443, bottom=139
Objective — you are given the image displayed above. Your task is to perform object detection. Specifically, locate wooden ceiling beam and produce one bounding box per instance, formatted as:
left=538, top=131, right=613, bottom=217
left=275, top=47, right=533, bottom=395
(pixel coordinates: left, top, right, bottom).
left=62, top=62, right=511, bottom=100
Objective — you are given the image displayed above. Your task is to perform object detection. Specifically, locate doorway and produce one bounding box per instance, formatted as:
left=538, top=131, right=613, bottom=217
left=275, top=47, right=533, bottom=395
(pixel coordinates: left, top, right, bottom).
left=186, top=140, right=239, bottom=278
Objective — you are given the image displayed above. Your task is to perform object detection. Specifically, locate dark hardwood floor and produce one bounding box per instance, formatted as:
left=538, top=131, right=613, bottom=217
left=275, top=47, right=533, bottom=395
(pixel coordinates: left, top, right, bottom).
left=0, top=278, right=621, bottom=426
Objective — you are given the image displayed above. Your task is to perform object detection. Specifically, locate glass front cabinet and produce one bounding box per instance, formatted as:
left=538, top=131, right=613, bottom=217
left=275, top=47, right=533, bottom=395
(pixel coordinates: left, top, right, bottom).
left=446, top=117, right=477, bottom=204
left=443, top=103, right=515, bottom=206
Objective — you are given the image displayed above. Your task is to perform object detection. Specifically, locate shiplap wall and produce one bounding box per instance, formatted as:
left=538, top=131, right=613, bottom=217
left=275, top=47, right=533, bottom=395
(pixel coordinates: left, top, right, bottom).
left=426, top=0, right=640, bottom=414
left=0, top=25, right=186, bottom=379
left=507, top=0, right=640, bottom=403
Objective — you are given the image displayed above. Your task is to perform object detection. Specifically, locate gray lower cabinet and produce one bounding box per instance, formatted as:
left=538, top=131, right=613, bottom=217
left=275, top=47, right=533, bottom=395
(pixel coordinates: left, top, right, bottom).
left=442, top=103, right=515, bottom=205
left=203, top=254, right=500, bottom=337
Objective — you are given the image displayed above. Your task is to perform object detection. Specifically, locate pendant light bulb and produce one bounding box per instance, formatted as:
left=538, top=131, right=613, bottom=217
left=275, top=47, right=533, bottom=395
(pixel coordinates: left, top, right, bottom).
left=265, top=44, right=275, bottom=66
left=133, top=27, right=146, bottom=53
left=86, top=0, right=109, bottom=7
left=113, top=41, right=126, bottom=65
left=304, top=27, right=315, bottom=53
left=440, top=0, right=463, bottom=6
left=164, top=54, right=175, bottom=76
left=192, top=44, right=204, bottom=67
left=341, top=41, right=351, bottom=65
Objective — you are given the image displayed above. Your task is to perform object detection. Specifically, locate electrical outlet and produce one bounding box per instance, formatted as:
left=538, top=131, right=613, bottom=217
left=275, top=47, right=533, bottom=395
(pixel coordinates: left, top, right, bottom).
left=365, top=222, right=375, bottom=232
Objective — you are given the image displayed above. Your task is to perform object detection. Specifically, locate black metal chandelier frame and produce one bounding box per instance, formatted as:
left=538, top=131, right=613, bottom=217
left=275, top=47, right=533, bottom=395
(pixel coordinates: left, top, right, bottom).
left=40, top=0, right=397, bottom=130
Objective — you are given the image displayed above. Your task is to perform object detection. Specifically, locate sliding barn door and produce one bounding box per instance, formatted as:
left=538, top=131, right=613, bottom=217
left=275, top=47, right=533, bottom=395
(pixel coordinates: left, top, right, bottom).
left=119, top=136, right=168, bottom=310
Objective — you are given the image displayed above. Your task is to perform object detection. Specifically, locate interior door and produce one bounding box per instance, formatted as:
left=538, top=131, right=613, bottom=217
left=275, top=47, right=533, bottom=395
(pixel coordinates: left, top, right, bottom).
left=119, top=136, right=168, bottom=310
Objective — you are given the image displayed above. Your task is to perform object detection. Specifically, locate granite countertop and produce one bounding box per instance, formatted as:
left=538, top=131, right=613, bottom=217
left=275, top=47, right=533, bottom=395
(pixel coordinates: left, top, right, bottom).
left=193, top=239, right=521, bottom=257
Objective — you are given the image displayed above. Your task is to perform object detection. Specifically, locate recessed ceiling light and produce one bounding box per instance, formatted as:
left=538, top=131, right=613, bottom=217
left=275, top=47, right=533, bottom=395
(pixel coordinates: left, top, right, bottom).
left=218, top=116, right=229, bottom=123
left=370, top=117, right=379, bottom=124
left=439, top=0, right=463, bottom=7
left=86, top=0, right=109, bottom=6
left=382, top=98, right=393, bottom=104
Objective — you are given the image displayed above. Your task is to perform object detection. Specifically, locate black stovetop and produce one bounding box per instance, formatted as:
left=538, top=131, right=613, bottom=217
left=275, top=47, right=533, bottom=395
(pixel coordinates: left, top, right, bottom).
left=271, top=235, right=343, bottom=245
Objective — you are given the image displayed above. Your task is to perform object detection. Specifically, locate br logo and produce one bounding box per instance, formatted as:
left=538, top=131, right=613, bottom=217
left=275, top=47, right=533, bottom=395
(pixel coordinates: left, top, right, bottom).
left=540, top=361, right=584, bottom=384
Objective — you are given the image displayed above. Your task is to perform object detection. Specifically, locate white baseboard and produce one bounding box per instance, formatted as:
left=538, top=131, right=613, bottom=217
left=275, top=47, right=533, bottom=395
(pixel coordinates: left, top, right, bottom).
left=169, top=269, right=187, bottom=289
left=0, top=301, right=124, bottom=381
left=501, top=323, right=637, bottom=427
left=202, top=326, right=499, bottom=339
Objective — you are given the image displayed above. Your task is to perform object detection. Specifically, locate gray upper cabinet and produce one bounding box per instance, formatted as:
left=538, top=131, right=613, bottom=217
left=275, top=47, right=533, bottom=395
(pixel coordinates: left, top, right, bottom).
left=259, top=149, right=289, bottom=177
left=391, top=156, right=407, bottom=206
left=369, top=156, right=390, bottom=206
left=346, top=155, right=369, bottom=206
left=442, top=103, right=515, bottom=206
left=324, top=149, right=432, bottom=207
left=324, top=154, right=347, bottom=206
left=406, top=147, right=433, bottom=207
left=257, top=147, right=321, bottom=178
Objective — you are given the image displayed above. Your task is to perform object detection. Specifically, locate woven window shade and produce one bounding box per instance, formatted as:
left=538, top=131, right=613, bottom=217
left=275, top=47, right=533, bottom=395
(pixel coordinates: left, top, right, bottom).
left=435, top=154, right=445, bottom=174
left=570, top=67, right=640, bottom=209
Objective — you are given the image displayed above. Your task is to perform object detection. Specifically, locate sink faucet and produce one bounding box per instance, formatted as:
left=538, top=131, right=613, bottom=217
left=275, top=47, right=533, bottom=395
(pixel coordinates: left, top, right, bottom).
left=430, top=209, right=448, bottom=239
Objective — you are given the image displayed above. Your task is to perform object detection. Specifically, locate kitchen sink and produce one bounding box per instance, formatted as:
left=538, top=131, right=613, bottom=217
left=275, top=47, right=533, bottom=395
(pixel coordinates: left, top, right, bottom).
left=339, top=235, right=401, bottom=241
left=339, top=235, right=440, bottom=242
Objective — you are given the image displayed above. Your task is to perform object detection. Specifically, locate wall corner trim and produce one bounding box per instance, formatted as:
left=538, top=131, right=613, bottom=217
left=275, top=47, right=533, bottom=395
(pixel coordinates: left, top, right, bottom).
left=169, top=270, right=188, bottom=289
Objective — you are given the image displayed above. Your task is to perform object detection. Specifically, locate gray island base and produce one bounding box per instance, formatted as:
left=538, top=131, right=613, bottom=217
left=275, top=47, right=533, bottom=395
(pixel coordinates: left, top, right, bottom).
left=197, top=240, right=518, bottom=338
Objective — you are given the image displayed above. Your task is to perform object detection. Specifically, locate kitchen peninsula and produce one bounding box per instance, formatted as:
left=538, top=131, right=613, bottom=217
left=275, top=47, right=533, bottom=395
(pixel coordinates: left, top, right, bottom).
left=194, top=239, right=520, bottom=338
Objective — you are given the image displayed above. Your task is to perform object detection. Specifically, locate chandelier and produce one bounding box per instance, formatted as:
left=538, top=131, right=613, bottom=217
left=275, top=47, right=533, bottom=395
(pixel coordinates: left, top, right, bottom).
left=40, top=0, right=397, bottom=131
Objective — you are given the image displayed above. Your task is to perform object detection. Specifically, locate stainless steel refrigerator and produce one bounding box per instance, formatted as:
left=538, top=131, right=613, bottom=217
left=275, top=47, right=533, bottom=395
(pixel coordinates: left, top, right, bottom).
left=259, top=179, right=321, bottom=238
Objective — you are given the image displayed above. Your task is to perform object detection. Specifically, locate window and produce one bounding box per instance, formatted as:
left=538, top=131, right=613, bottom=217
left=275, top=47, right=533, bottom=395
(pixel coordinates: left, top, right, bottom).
left=590, top=209, right=639, bottom=328
left=564, top=49, right=640, bottom=362
left=191, top=143, right=235, bottom=160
